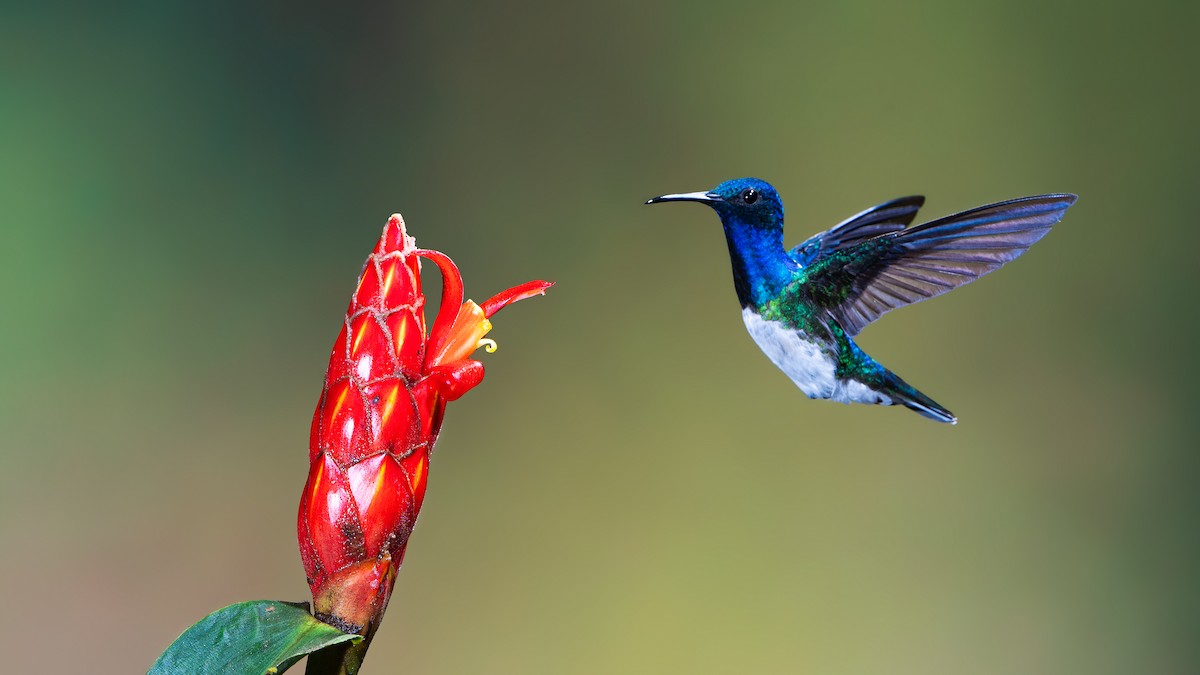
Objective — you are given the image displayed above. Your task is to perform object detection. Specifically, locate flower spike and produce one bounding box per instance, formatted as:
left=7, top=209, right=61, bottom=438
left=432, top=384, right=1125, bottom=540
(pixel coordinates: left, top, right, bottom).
left=298, top=214, right=549, bottom=659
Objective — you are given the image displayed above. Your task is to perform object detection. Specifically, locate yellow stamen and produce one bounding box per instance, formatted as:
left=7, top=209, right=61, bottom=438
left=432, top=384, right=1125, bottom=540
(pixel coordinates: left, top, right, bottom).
left=478, top=338, right=498, bottom=353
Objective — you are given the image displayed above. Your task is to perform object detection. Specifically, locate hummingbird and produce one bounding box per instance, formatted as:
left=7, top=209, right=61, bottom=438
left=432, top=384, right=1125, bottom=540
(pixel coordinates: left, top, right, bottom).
left=646, top=178, right=1076, bottom=424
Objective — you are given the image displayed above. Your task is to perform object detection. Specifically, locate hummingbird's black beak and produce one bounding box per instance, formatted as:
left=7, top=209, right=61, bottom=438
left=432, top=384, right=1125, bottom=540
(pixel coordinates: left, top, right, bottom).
left=645, top=191, right=721, bottom=205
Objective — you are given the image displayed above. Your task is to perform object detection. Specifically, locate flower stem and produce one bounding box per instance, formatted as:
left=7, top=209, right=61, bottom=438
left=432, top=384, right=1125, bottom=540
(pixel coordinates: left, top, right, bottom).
left=304, top=630, right=374, bottom=675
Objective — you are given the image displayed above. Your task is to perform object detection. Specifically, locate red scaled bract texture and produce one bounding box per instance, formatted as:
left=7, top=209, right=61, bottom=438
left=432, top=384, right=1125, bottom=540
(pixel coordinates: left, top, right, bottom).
left=297, top=214, right=550, bottom=634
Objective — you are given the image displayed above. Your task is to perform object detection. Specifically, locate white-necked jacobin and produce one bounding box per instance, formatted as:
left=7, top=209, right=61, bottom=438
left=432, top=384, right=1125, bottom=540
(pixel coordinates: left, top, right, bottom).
left=647, top=178, right=1076, bottom=424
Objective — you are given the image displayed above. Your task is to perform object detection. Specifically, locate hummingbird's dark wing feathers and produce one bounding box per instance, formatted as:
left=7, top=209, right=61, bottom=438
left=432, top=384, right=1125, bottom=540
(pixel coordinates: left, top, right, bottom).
left=789, top=196, right=926, bottom=266
left=812, top=194, right=1077, bottom=337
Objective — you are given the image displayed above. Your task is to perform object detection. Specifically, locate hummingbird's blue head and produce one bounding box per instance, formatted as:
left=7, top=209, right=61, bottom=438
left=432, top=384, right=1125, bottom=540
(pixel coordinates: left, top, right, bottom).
left=646, top=177, right=784, bottom=231
left=647, top=178, right=792, bottom=307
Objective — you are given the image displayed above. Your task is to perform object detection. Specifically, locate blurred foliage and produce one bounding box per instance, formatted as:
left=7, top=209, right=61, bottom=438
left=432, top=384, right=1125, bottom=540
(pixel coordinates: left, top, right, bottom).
left=1, top=1, right=1196, bottom=673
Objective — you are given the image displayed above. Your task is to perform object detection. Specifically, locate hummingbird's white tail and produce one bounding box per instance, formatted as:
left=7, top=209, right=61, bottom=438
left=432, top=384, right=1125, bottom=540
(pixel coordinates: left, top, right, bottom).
left=879, top=369, right=957, bottom=424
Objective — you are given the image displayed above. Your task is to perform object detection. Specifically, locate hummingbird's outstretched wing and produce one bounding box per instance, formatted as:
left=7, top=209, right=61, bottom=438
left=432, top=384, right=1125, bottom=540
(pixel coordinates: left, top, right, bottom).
left=788, top=196, right=925, bottom=267
left=805, top=194, right=1077, bottom=337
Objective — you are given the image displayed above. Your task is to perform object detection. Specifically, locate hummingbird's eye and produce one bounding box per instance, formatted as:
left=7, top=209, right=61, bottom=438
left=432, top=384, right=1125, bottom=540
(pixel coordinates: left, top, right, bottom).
left=741, top=188, right=759, bottom=204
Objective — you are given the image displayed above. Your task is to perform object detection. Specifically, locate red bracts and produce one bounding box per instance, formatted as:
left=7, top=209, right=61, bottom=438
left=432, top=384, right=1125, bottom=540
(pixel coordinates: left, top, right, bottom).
left=297, top=214, right=550, bottom=634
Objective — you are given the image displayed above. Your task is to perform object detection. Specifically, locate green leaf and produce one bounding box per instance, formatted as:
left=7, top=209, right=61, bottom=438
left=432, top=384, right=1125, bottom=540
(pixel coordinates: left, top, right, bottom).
left=150, top=600, right=361, bottom=675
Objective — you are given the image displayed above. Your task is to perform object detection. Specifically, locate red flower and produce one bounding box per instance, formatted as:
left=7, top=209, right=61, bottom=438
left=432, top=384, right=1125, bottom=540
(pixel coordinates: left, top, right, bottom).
left=297, top=214, right=550, bottom=635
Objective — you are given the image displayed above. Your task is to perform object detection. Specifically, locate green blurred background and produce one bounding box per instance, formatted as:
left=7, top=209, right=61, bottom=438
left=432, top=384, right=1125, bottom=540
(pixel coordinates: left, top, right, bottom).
left=2, top=1, right=1196, bottom=673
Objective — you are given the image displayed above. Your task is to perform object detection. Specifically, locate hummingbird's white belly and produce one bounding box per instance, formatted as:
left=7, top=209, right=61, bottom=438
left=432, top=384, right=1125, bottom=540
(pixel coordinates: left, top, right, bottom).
left=741, top=309, right=891, bottom=406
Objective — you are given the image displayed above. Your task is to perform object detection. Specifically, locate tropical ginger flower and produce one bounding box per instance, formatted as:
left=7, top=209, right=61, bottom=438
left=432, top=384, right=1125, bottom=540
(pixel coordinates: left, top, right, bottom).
left=297, top=214, right=550, bottom=638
